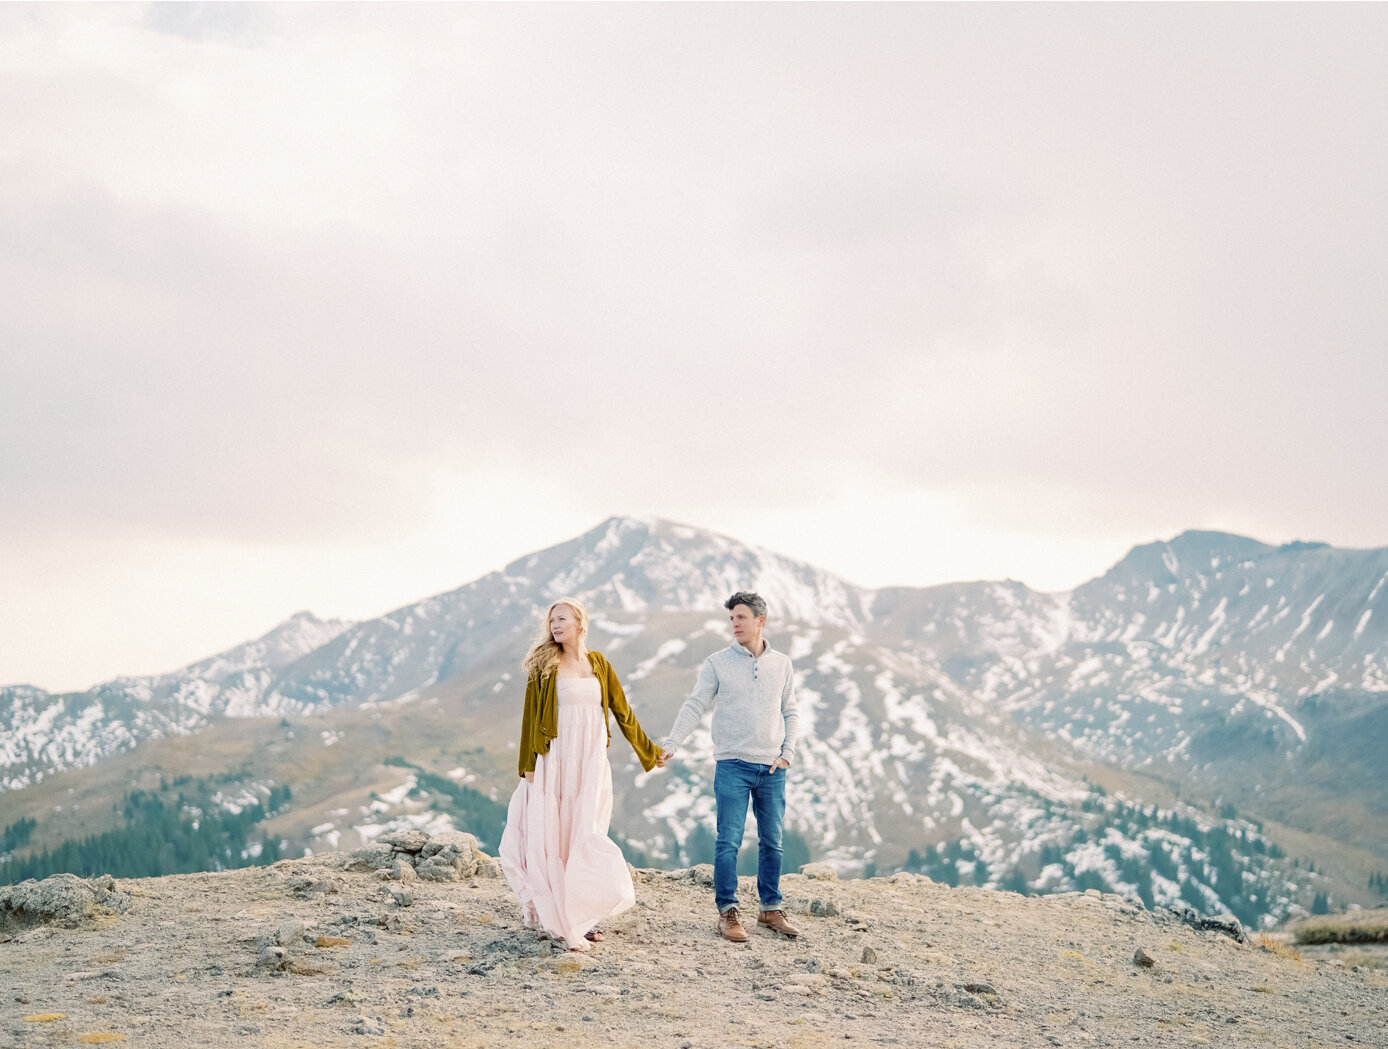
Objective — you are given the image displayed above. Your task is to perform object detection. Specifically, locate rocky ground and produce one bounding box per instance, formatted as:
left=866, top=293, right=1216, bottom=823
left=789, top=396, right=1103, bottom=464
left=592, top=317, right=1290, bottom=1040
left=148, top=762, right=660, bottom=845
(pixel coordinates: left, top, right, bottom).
left=2, top=832, right=1386, bottom=1048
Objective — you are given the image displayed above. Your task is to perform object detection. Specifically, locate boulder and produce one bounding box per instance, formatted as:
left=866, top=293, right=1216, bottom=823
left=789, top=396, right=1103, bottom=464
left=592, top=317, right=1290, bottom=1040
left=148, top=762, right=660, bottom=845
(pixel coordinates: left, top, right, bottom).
left=475, top=856, right=502, bottom=879
left=1166, top=905, right=1246, bottom=944
left=378, top=829, right=431, bottom=854
left=800, top=863, right=839, bottom=881
left=414, top=833, right=480, bottom=881
left=416, top=857, right=461, bottom=882
left=418, top=831, right=479, bottom=859
left=338, top=844, right=396, bottom=873
left=0, top=873, right=129, bottom=933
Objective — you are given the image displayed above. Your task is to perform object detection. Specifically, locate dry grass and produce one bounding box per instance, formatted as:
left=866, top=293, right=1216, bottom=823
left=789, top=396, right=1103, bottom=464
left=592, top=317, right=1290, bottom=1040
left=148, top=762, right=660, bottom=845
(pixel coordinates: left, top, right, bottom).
left=1292, top=908, right=1388, bottom=945
left=1256, top=932, right=1303, bottom=961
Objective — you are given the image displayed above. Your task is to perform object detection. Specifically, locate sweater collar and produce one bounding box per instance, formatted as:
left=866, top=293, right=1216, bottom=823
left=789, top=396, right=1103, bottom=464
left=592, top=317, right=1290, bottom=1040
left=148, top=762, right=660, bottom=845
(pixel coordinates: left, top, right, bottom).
left=730, top=638, right=773, bottom=659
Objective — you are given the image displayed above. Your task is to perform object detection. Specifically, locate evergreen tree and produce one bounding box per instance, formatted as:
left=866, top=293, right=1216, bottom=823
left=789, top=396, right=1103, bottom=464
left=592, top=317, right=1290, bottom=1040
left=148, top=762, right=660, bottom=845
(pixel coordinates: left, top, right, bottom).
left=782, top=829, right=812, bottom=874
left=0, top=779, right=291, bottom=885
left=2, top=817, right=37, bottom=852
left=684, top=823, right=715, bottom=866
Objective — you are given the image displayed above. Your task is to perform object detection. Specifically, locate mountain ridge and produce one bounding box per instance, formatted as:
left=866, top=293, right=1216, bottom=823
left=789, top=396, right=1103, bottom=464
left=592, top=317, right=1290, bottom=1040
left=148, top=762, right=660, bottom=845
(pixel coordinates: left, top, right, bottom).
left=4, top=516, right=1387, bottom=928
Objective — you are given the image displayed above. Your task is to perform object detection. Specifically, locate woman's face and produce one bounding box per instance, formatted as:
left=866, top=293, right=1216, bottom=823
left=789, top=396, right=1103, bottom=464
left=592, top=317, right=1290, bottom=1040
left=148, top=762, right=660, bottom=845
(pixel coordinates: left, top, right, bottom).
left=549, top=604, right=581, bottom=646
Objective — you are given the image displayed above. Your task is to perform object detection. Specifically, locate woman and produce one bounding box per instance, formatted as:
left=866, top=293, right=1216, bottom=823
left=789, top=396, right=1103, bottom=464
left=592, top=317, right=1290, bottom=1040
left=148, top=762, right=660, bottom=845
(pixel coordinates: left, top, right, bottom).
left=498, top=597, right=663, bottom=951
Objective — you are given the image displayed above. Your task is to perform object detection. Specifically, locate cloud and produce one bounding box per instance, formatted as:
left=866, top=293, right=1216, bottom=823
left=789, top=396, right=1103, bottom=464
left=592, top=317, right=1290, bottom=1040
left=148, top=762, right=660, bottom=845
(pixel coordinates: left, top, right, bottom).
left=2, top=4, right=1387, bottom=687
left=144, top=2, right=271, bottom=47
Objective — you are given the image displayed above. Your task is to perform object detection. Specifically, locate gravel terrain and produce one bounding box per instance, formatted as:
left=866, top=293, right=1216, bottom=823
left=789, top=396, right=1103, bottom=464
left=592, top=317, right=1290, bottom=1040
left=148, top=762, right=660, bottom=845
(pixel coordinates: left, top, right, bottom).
left=3, top=837, right=1386, bottom=1048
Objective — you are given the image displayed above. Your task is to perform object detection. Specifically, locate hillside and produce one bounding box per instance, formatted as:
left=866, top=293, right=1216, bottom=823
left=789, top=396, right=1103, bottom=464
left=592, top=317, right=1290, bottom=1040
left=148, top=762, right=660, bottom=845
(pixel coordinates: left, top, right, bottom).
left=4, top=517, right=1388, bottom=928
left=3, top=844, right=1385, bottom=1049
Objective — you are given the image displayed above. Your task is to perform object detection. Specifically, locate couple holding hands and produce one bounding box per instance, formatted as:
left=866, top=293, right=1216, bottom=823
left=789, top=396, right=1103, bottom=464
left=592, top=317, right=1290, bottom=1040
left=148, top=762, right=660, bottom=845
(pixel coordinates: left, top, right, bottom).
left=498, top=591, right=800, bottom=951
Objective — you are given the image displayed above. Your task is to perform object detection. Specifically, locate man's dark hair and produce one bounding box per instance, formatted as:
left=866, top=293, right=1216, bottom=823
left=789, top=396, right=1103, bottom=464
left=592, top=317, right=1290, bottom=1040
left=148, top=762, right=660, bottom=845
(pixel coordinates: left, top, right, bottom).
left=725, top=591, right=768, bottom=618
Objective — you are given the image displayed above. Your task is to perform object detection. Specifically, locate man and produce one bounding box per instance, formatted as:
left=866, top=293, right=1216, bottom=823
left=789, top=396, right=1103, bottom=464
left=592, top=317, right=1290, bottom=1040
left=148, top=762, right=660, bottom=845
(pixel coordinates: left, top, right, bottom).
left=658, top=591, right=800, bottom=943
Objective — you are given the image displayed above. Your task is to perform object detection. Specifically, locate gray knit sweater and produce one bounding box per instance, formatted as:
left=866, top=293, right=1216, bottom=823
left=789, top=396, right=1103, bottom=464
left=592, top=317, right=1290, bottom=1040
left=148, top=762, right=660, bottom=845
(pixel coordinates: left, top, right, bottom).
left=661, top=639, right=799, bottom=766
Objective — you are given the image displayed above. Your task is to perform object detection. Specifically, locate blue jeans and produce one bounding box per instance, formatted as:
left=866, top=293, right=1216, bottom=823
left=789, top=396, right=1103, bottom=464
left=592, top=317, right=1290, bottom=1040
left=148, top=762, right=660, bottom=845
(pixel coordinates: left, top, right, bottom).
left=713, top=759, right=786, bottom=914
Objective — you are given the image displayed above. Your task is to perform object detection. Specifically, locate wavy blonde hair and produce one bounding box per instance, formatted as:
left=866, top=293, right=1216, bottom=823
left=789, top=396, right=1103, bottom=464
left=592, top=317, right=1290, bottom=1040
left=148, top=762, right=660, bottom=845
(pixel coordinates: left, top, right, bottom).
left=521, top=597, right=589, bottom=681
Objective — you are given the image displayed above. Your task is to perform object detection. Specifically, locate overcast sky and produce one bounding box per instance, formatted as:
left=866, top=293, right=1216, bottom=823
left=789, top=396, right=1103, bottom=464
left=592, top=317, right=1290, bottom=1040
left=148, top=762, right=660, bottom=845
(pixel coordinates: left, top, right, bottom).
left=3, top=4, right=1386, bottom=693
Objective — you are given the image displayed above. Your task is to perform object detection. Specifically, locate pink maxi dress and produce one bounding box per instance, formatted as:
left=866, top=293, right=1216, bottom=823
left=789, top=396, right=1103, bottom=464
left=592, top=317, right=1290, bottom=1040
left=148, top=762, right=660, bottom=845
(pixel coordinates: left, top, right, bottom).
left=499, top=676, right=634, bottom=950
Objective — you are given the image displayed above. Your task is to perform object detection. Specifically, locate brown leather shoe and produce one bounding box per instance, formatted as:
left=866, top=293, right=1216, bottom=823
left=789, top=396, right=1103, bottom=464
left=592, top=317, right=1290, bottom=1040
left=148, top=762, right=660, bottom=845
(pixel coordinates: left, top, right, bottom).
left=718, top=907, right=749, bottom=943
left=757, top=909, right=800, bottom=938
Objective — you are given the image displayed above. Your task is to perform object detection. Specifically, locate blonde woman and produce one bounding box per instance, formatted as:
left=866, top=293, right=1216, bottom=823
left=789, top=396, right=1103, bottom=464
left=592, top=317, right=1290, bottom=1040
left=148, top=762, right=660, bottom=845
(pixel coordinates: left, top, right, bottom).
left=498, top=597, right=663, bottom=951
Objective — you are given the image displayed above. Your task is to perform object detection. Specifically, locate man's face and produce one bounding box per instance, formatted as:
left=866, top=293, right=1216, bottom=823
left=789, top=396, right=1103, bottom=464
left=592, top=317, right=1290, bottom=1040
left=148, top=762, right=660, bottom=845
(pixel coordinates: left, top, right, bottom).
left=729, top=604, right=765, bottom=647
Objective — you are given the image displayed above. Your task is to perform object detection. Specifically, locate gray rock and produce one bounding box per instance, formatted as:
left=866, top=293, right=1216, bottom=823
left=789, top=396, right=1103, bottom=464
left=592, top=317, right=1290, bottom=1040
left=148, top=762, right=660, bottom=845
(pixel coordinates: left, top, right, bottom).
left=378, top=829, right=431, bottom=853
left=475, top=856, right=502, bottom=879
left=1134, top=947, right=1156, bottom=968
left=801, top=863, right=839, bottom=881
left=1166, top=906, right=1246, bottom=944
left=418, top=830, right=479, bottom=859
left=414, top=833, right=480, bottom=881
left=416, top=856, right=461, bottom=882
left=390, top=860, right=418, bottom=883
left=0, top=872, right=129, bottom=932
left=257, top=945, right=286, bottom=969
left=951, top=982, right=1001, bottom=1009
left=390, top=889, right=414, bottom=908
left=287, top=875, right=335, bottom=897
left=276, top=920, right=307, bottom=947
left=861, top=945, right=878, bottom=965
left=338, top=844, right=397, bottom=873
left=810, top=899, right=840, bottom=917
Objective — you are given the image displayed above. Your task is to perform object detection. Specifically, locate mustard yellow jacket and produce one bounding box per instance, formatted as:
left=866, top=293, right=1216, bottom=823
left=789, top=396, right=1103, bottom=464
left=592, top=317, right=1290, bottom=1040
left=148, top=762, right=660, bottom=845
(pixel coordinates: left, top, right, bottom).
left=516, top=650, right=663, bottom=778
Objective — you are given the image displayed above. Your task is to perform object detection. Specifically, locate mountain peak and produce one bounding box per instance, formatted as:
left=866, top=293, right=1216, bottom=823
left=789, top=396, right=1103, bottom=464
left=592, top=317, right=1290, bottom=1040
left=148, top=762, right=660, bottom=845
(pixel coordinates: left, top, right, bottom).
left=1277, top=539, right=1331, bottom=554
left=182, top=611, right=354, bottom=679
left=496, top=516, right=869, bottom=626
left=1097, top=531, right=1273, bottom=584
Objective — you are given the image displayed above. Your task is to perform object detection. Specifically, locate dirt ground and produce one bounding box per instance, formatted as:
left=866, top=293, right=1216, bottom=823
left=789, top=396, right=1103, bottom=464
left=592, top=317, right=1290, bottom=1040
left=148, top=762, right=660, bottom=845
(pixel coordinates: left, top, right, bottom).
left=4, top=857, right=1386, bottom=1048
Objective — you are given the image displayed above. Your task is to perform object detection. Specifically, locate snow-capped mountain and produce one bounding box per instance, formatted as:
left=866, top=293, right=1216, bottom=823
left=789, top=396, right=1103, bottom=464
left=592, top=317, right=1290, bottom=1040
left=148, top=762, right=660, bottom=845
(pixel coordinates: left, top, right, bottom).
left=4, top=517, right=1386, bottom=926
left=972, top=532, right=1388, bottom=768
left=0, top=612, right=352, bottom=789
